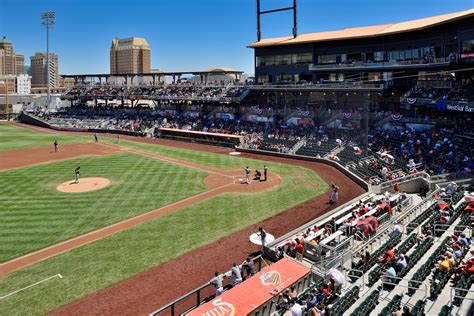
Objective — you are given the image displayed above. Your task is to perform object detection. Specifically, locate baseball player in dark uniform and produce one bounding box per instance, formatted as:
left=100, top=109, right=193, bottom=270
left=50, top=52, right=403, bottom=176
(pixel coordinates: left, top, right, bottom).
left=263, top=165, right=268, bottom=181
left=74, top=166, right=81, bottom=184
left=53, top=140, right=58, bottom=153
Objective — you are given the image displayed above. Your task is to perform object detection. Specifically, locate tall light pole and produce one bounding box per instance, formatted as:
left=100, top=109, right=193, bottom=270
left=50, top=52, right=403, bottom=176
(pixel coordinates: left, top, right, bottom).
left=41, top=11, right=55, bottom=110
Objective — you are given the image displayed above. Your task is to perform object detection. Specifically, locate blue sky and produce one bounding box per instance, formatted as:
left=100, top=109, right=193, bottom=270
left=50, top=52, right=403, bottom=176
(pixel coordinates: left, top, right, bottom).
left=0, top=0, right=473, bottom=75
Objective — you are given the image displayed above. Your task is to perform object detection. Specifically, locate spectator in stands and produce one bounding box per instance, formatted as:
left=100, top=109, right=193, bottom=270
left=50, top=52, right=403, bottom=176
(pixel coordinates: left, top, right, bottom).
left=382, top=264, right=397, bottom=290
left=320, top=283, right=332, bottom=299
left=436, top=256, right=452, bottom=274
left=446, top=182, right=458, bottom=195
left=209, top=271, right=224, bottom=296
left=288, top=286, right=298, bottom=300
left=396, top=254, right=408, bottom=272
left=276, top=293, right=290, bottom=311
left=390, top=221, right=402, bottom=237
left=394, top=306, right=412, bottom=316
left=308, top=301, right=324, bottom=316
left=329, top=277, right=342, bottom=294
left=289, top=299, right=303, bottom=316
left=305, top=292, right=318, bottom=309
left=295, top=239, right=305, bottom=262
left=365, top=248, right=371, bottom=267
left=380, top=247, right=396, bottom=264
left=458, top=233, right=469, bottom=247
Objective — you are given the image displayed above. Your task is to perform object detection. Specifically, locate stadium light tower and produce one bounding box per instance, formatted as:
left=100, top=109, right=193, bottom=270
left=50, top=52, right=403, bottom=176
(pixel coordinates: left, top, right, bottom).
left=41, top=11, right=55, bottom=109
left=256, top=0, right=297, bottom=41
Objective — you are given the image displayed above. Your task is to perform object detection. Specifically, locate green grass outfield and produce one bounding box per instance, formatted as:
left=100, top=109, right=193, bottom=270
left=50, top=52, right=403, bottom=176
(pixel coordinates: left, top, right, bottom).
left=0, top=133, right=328, bottom=315
left=0, top=152, right=208, bottom=262
left=0, top=124, right=87, bottom=151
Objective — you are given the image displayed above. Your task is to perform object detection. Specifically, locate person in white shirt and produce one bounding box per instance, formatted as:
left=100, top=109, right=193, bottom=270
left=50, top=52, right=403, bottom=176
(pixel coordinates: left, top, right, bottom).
left=290, top=301, right=303, bottom=316
left=446, top=182, right=458, bottom=195
left=391, top=221, right=402, bottom=237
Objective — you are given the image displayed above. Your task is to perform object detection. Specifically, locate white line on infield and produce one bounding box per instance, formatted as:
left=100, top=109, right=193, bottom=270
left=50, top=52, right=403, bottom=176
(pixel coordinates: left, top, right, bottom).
left=0, top=274, right=63, bottom=300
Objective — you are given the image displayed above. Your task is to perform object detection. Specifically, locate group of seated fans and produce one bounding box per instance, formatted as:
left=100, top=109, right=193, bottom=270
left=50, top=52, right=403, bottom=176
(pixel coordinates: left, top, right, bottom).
left=275, top=280, right=340, bottom=316
left=435, top=234, right=472, bottom=275
left=407, top=84, right=474, bottom=102
left=369, top=126, right=472, bottom=175
left=63, top=83, right=249, bottom=101
left=276, top=192, right=403, bottom=263
left=37, top=104, right=158, bottom=133
left=248, top=182, right=472, bottom=316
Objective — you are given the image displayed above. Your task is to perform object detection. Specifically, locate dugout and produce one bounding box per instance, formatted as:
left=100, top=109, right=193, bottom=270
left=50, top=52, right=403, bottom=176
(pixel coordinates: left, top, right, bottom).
left=185, top=258, right=312, bottom=316
left=158, top=127, right=242, bottom=148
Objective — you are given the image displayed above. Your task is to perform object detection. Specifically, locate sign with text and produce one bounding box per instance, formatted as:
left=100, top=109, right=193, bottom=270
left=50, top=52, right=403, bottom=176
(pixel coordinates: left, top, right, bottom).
left=186, top=258, right=309, bottom=316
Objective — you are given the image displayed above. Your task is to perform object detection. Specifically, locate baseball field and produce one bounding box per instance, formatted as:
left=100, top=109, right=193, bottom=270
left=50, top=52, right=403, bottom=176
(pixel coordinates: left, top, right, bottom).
left=0, top=123, right=351, bottom=315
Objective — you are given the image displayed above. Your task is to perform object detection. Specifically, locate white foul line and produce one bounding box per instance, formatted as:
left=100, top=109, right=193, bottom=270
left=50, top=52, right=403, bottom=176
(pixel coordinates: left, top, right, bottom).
left=0, top=274, right=63, bottom=300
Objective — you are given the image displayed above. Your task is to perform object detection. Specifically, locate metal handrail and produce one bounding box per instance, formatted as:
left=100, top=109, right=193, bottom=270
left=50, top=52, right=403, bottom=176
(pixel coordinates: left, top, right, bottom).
left=346, top=269, right=366, bottom=291
left=450, top=287, right=474, bottom=305
left=380, top=276, right=429, bottom=300
left=379, top=171, right=431, bottom=189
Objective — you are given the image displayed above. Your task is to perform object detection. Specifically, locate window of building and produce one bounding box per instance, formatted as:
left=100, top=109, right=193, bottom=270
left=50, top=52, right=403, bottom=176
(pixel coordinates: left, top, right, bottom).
left=276, top=74, right=293, bottom=83
left=256, top=53, right=313, bottom=67
left=462, top=40, right=474, bottom=53
left=317, top=54, right=337, bottom=64
left=257, top=75, right=270, bottom=83
left=295, top=53, right=312, bottom=64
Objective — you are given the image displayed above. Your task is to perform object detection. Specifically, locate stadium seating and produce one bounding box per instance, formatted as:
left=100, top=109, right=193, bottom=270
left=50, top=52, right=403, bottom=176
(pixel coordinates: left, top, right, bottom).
left=350, top=288, right=380, bottom=316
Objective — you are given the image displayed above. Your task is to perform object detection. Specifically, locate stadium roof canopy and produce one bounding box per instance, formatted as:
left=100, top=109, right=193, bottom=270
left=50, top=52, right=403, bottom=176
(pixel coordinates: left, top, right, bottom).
left=60, top=69, right=244, bottom=78
left=248, top=8, right=474, bottom=48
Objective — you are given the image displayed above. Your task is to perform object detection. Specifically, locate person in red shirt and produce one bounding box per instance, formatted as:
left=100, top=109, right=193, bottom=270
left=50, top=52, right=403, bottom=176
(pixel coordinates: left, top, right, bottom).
left=381, top=247, right=395, bottom=264
left=295, top=239, right=305, bottom=262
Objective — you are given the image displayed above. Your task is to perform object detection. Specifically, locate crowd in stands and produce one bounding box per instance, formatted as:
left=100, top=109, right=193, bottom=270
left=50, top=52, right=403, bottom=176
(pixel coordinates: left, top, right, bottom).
left=62, top=83, right=248, bottom=101
left=38, top=104, right=158, bottom=133
left=368, top=127, right=473, bottom=175
left=407, top=84, right=474, bottom=102
left=408, top=87, right=452, bottom=100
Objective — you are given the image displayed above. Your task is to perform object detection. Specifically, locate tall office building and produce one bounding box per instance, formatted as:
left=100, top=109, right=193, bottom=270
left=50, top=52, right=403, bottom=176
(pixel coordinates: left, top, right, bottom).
left=110, top=37, right=151, bottom=74
left=30, top=52, right=59, bottom=88
left=0, top=36, right=25, bottom=75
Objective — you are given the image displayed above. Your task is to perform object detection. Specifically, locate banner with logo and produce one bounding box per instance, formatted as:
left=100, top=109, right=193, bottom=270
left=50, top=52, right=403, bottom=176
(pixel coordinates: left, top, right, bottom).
left=216, top=113, right=234, bottom=121
left=186, top=258, right=310, bottom=316
left=246, top=115, right=274, bottom=123
left=391, top=114, right=402, bottom=121
left=406, top=98, right=417, bottom=105
left=287, top=117, right=314, bottom=126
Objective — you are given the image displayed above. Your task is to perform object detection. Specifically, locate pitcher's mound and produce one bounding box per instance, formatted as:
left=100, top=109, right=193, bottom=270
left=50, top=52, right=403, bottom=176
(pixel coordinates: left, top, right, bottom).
left=57, top=177, right=111, bottom=193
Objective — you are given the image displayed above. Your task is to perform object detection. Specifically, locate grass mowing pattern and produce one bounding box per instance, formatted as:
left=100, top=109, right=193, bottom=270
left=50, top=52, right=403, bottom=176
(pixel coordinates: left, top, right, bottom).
left=0, top=152, right=208, bottom=262
left=0, top=136, right=328, bottom=315
left=0, top=124, right=87, bottom=151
